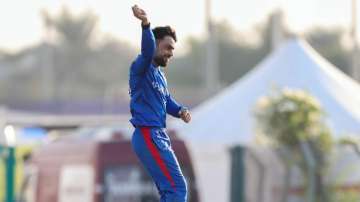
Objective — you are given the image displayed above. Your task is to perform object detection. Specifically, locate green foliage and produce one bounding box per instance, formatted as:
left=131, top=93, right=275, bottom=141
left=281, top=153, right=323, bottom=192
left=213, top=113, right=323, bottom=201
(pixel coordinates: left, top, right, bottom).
left=338, top=137, right=360, bottom=146
left=328, top=189, right=360, bottom=202
left=255, top=89, right=332, bottom=148
left=254, top=89, right=333, bottom=172
left=255, top=88, right=334, bottom=202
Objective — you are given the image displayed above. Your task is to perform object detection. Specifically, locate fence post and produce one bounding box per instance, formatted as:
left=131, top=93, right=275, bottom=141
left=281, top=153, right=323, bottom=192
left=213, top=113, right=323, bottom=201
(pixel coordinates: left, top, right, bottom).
left=230, top=145, right=245, bottom=202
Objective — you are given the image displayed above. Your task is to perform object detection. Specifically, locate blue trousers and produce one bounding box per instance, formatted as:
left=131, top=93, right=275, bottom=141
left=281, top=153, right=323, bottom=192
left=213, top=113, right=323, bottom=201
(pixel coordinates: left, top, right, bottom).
left=131, top=127, right=187, bottom=202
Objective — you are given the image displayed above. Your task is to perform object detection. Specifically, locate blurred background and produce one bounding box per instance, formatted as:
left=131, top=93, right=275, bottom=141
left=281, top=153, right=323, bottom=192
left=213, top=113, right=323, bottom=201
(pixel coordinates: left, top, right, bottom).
left=0, top=0, right=360, bottom=202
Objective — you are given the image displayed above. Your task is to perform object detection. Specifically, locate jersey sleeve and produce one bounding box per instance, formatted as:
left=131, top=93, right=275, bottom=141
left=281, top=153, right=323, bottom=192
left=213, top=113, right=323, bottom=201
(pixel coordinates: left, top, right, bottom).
left=130, top=24, right=156, bottom=75
left=166, top=94, right=183, bottom=118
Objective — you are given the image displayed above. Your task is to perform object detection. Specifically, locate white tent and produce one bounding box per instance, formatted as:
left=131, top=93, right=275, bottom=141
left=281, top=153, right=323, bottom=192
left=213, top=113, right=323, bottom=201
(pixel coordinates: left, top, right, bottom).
left=172, top=38, right=360, bottom=202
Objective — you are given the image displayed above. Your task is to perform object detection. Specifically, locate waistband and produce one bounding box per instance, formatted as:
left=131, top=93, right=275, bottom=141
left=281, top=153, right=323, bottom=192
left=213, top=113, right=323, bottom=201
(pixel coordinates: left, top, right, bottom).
left=136, top=126, right=166, bottom=132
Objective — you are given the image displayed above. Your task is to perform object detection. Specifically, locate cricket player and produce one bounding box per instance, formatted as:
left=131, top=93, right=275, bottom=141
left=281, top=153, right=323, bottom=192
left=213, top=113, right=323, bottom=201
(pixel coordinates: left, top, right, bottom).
left=129, top=5, right=191, bottom=202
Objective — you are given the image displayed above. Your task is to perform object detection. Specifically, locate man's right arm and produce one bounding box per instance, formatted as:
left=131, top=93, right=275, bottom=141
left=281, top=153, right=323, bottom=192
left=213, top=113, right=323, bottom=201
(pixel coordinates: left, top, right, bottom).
left=131, top=5, right=155, bottom=75
left=141, top=23, right=156, bottom=62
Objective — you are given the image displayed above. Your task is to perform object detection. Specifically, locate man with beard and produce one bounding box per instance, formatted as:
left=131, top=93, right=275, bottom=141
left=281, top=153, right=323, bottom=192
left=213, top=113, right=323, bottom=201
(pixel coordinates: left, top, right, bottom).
left=129, top=5, right=191, bottom=202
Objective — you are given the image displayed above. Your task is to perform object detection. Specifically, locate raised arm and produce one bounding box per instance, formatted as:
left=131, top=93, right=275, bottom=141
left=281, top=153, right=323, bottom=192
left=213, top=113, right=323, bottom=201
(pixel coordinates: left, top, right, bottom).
left=131, top=5, right=155, bottom=75
left=132, top=5, right=155, bottom=61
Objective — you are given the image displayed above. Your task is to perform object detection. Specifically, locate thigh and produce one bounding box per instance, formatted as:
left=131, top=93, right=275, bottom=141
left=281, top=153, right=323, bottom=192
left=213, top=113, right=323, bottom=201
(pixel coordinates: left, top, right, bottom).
left=150, top=129, right=187, bottom=192
left=133, top=127, right=185, bottom=191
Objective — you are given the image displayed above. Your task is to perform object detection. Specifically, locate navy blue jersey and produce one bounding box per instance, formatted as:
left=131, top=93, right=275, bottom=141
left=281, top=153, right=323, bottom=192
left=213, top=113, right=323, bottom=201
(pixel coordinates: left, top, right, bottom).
left=129, top=25, right=183, bottom=128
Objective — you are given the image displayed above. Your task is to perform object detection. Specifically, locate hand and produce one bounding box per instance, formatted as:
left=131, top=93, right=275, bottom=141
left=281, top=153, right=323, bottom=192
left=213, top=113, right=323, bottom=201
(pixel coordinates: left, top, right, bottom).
left=180, top=109, right=191, bottom=123
left=132, top=5, right=149, bottom=25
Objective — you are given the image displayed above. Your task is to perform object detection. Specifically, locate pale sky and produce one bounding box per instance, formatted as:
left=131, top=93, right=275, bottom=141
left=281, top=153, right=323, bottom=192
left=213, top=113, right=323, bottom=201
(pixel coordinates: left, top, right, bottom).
left=0, top=0, right=357, bottom=53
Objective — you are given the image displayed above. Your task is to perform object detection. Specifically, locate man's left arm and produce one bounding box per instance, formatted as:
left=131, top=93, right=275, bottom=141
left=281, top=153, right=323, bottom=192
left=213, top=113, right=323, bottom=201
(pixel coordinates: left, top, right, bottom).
left=166, top=94, right=191, bottom=123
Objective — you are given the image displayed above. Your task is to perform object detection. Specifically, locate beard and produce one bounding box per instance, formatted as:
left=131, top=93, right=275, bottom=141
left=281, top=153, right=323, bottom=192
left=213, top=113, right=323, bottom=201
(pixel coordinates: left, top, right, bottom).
left=153, top=56, right=169, bottom=67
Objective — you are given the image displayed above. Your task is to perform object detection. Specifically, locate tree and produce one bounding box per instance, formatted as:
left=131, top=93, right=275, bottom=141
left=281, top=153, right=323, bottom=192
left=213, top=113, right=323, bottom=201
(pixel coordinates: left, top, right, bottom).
left=255, top=88, right=333, bottom=202
left=305, top=27, right=350, bottom=75
left=0, top=9, right=355, bottom=105
left=40, top=8, right=135, bottom=101
left=42, top=7, right=98, bottom=50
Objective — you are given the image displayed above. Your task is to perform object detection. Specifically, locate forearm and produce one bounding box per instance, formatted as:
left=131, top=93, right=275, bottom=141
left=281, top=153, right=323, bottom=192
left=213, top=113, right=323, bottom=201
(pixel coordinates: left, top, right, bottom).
left=166, top=95, right=183, bottom=118
left=140, top=21, right=155, bottom=60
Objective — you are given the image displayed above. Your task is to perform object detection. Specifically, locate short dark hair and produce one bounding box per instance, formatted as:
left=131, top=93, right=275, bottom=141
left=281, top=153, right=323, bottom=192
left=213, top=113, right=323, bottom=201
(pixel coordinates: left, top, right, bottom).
left=152, top=26, right=177, bottom=42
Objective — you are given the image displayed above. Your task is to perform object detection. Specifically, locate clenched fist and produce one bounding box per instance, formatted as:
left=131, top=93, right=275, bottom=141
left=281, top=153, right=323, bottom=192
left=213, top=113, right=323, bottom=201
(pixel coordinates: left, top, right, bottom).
left=132, top=5, right=149, bottom=26
left=179, top=108, right=191, bottom=123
